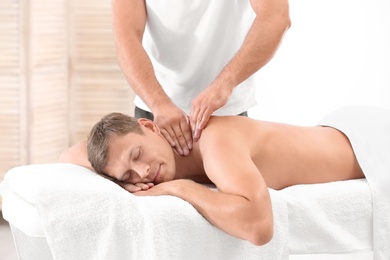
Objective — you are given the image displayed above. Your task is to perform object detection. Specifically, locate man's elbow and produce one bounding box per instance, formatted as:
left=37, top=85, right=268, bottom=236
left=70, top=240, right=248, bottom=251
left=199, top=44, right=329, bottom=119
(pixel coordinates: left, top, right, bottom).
left=278, top=6, right=291, bottom=32
left=244, top=189, right=274, bottom=246
left=247, top=216, right=274, bottom=246
left=270, top=0, right=291, bottom=32
left=284, top=15, right=291, bottom=31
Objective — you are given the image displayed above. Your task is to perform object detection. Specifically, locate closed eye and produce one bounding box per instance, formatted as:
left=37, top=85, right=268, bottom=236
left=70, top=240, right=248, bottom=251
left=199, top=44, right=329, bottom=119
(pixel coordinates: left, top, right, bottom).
left=134, top=147, right=142, bottom=161
left=121, top=170, right=134, bottom=183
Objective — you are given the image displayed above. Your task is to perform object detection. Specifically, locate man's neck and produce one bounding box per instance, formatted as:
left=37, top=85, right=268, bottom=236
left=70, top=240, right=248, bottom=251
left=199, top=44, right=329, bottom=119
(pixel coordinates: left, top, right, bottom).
left=173, top=146, right=206, bottom=181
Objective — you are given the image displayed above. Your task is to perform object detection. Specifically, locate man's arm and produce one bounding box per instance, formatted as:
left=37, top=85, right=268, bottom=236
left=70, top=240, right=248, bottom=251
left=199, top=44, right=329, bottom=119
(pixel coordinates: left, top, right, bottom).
left=137, top=177, right=272, bottom=245
left=58, top=141, right=94, bottom=171
left=190, top=0, right=291, bottom=140
left=134, top=133, right=273, bottom=245
left=111, top=0, right=192, bottom=156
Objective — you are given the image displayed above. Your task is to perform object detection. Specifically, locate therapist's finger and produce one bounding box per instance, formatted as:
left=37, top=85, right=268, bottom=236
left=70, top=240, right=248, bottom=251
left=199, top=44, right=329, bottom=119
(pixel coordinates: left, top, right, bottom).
left=193, top=106, right=213, bottom=142
left=161, top=125, right=185, bottom=155
left=190, top=110, right=198, bottom=135
left=154, top=109, right=192, bottom=154
left=160, top=128, right=176, bottom=147
left=189, top=105, right=201, bottom=138
left=172, top=118, right=192, bottom=156
left=163, top=126, right=190, bottom=156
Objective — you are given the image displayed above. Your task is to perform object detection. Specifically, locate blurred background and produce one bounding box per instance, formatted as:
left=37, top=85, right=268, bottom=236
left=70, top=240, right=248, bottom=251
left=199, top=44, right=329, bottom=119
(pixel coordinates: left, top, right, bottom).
left=1, top=0, right=390, bottom=200
left=0, top=0, right=134, bottom=189
left=249, top=0, right=390, bottom=124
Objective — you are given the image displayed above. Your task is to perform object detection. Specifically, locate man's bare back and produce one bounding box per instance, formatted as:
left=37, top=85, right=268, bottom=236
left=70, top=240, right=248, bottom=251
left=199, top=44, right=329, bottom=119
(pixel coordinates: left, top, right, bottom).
left=198, top=116, right=364, bottom=190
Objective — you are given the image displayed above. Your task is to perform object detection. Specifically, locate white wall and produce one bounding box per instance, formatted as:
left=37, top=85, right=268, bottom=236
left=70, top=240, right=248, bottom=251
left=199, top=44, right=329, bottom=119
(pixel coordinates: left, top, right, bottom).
left=249, top=0, right=390, bottom=125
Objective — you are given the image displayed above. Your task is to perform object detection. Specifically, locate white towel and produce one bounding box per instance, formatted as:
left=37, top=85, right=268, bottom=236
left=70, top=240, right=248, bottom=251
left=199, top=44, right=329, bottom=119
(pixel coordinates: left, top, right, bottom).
left=3, top=163, right=289, bottom=260
left=2, top=163, right=376, bottom=259
left=319, top=106, right=390, bottom=260
left=281, top=179, right=372, bottom=254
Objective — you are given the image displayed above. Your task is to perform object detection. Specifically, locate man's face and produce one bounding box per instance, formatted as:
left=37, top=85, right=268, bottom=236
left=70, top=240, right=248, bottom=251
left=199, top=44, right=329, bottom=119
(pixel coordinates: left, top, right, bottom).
left=103, top=121, right=176, bottom=185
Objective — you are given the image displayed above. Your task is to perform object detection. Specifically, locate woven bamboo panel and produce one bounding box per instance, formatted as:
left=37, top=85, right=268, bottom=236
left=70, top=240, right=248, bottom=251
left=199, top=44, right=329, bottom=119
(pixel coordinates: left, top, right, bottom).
left=0, top=0, right=25, bottom=189
left=28, top=0, right=69, bottom=163
left=69, top=0, right=134, bottom=144
left=0, top=0, right=24, bottom=208
left=0, top=0, right=69, bottom=194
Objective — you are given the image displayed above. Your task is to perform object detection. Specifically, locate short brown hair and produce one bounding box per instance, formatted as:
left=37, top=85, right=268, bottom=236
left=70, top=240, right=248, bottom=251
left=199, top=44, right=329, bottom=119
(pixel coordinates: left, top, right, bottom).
left=87, top=112, right=144, bottom=175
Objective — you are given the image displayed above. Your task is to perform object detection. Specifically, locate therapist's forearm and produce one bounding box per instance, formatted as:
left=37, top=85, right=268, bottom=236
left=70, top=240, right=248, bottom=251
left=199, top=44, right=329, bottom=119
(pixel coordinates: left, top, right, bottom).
left=211, top=4, right=291, bottom=90
left=116, top=39, right=172, bottom=112
left=112, top=0, right=172, bottom=112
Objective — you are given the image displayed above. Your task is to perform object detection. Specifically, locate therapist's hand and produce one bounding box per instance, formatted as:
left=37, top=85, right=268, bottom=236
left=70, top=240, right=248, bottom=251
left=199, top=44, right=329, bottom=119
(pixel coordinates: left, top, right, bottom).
left=190, top=84, right=232, bottom=142
left=154, top=103, right=193, bottom=156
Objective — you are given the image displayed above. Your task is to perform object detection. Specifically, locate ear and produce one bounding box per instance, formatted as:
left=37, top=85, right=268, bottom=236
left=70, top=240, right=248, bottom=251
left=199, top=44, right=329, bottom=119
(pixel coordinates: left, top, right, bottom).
left=137, top=118, right=161, bottom=134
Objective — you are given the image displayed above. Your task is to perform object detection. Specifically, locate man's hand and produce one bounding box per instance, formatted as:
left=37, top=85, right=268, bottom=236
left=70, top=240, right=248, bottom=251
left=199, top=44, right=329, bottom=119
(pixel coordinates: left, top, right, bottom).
left=133, top=182, right=170, bottom=196
left=190, top=84, right=232, bottom=142
left=154, top=104, right=193, bottom=156
left=133, top=179, right=190, bottom=196
left=119, top=182, right=154, bottom=193
left=119, top=180, right=183, bottom=196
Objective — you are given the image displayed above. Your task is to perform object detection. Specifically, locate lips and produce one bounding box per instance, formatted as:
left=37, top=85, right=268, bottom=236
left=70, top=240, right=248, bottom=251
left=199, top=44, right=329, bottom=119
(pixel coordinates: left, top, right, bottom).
left=152, top=165, right=161, bottom=184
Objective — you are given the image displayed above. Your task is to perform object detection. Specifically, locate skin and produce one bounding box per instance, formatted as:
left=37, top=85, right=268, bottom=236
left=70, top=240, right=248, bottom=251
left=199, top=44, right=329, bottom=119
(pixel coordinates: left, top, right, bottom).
left=111, top=0, right=291, bottom=155
left=58, top=116, right=364, bottom=246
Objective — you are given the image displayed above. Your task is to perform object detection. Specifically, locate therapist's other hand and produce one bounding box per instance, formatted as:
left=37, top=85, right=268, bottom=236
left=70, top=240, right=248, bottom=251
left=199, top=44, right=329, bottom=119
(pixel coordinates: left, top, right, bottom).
left=154, top=104, right=193, bottom=156
left=190, top=84, right=232, bottom=142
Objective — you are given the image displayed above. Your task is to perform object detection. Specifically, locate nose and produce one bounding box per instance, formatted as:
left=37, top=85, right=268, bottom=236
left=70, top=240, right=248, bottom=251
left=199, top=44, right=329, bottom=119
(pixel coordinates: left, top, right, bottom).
left=133, top=162, right=150, bottom=180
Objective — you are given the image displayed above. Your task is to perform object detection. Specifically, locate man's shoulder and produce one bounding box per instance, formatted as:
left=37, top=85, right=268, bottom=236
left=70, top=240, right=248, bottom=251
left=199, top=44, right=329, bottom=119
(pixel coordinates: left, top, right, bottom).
left=200, top=116, right=256, bottom=149
left=202, top=116, right=238, bottom=136
left=205, top=116, right=259, bottom=134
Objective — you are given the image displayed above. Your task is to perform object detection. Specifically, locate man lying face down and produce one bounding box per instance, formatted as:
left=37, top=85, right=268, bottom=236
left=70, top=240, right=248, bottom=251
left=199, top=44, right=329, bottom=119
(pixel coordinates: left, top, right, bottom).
left=59, top=112, right=364, bottom=246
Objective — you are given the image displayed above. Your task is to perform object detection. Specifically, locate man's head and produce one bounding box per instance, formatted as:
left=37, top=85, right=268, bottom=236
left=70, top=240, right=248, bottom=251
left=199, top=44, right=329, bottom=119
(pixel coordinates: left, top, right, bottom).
left=87, top=112, right=144, bottom=175
left=87, top=112, right=177, bottom=184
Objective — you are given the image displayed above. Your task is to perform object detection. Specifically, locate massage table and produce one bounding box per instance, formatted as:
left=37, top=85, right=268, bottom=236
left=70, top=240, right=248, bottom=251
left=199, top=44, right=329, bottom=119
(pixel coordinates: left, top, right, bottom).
left=0, top=163, right=375, bottom=260
left=1, top=106, right=389, bottom=260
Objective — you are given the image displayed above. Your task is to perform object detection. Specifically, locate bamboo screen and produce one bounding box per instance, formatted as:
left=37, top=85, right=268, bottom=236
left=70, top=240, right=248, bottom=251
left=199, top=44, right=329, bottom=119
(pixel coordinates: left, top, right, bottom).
left=0, top=0, right=29, bottom=178
left=69, top=0, right=134, bottom=143
left=29, top=0, right=69, bottom=164
left=0, top=0, right=135, bottom=205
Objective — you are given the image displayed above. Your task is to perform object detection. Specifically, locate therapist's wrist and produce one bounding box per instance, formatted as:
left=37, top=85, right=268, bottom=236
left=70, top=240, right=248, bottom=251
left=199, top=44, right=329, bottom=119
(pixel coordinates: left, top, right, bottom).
left=212, top=71, right=236, bottom=94
left=148, top=95, right=174, bottom=114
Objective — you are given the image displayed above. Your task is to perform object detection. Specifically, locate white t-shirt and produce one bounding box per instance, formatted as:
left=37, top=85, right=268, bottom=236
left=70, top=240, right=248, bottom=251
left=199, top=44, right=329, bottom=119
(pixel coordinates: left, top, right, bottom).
left=135, top=0, right=257, bottom=115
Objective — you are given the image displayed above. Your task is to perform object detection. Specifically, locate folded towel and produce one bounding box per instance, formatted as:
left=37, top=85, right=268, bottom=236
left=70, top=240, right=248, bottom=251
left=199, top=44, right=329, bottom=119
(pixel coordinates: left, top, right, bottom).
left=319, top=106, right=390, bottom=260
left=2, top=163, right=289, bottom=260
